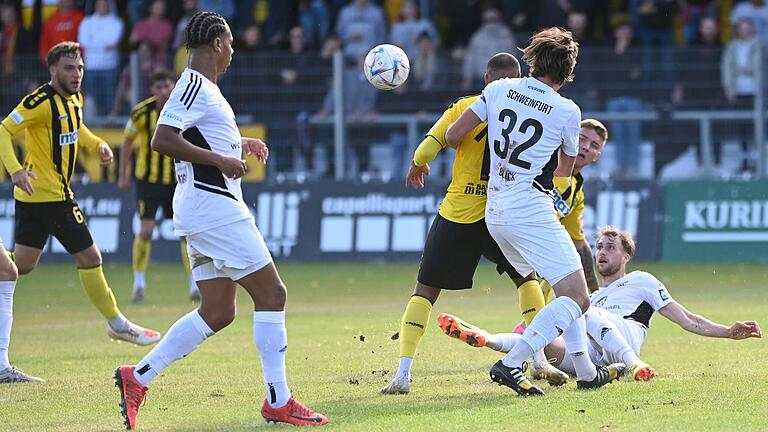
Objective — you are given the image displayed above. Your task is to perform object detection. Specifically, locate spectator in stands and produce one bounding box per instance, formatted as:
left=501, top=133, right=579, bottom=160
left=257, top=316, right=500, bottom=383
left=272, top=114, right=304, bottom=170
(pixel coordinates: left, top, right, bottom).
left=438, top=1, right=483, bottom=49
left=236, top=23, right=264, bottom=52
left=462, top=8, right=515, bottom=91
left=566, top=11, right=593, bottom=45
left=336, top=0, right=387, bottom=62
left=630, top=0, right=677, bottom=101
left=198, top=0, right=234, bottom=22
left=263, top=0, right=293, bottom=48
left=78, top=0, right=123, bottom=116
left=131, top=0, right=173, bottom=67
left=692, top=15, right=720, bottom=47
left=675, top=16, right=722, bottom=109
left=38, top=0, right=84, bottom=64
left=172, top=0, right=198, bottom=51
left=730, top=0, right=768, bottom=47
left=682, top=0, right=718, bottom=46
left=605, top=22, right=644, bottom=178
left=280, top=26, right=309, bottom=85
left=390, top=0, right=438, bottom=61
left=315, top=53, right=378, bottom=121
left=496, top=0, right=538, bottom=45
left=0, top=4, right=20, bottom=77
left=108, top=43, right=161, bottom=119
left=411, top=31, right=437, bottom=90
left=722, top=19, right=761, bottom=108
left=298, top=0, right=330, bottom=49
left=21, top=0, right=58, bottom=32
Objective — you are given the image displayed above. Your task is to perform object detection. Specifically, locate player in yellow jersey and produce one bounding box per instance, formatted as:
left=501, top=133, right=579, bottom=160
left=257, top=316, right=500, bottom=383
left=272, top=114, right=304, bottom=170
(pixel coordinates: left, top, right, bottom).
left=118, top=69, right=198, bottom=303
left=0, top=42, right=161, bottom=353
left=381, top=53, right=567, bottom=395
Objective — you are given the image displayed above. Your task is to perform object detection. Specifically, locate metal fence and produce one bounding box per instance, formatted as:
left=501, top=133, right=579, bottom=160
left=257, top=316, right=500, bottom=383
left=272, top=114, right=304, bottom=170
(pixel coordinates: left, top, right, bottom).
left=0, top=46, right=765, bottom=182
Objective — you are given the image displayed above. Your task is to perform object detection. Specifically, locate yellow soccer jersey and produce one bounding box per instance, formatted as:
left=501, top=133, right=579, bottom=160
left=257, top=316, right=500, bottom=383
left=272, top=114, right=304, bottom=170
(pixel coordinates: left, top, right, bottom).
left=427, top=95, right=490, bottom=224
left=0, top=83, right=104, bottom=203
left=124, top=97, right=174, bottom=185
left=552, top=173, right=586, bottom=241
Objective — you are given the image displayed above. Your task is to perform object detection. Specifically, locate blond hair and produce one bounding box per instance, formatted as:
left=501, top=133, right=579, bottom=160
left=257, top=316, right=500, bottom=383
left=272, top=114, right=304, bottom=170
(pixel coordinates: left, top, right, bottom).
left=597, top=226, right=636, bottom=257
left=581, top=118, right=608, bottom=143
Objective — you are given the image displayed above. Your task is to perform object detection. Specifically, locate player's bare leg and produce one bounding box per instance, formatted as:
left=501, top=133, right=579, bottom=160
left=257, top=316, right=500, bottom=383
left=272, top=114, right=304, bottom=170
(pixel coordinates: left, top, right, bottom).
left=131, top=219, right=156, bottom=303
left=10, top=244, right=42, bottom=276
left=0, top=242, right=42, bottom=383
left=238, top=262, right=328, bottom=426
left=381, top=283, right=441, bottom=395
left=73, top=245, right=160, bottom=346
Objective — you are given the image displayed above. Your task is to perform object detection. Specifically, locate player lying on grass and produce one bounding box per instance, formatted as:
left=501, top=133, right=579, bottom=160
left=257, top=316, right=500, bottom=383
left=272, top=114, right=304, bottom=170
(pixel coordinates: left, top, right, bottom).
left=439, top=226, right=762, bottom=380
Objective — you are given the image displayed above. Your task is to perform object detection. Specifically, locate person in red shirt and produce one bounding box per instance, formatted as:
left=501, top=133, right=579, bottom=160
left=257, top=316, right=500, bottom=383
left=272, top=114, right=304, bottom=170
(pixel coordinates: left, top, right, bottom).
left=0, top=3, right=20, bottom=76
left=38, top=0, right=84, bottom=64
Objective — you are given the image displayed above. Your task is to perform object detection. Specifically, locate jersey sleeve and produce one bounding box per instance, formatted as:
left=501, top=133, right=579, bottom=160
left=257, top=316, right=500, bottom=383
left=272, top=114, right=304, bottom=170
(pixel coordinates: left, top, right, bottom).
left=561, top=192, right=585, bottom=241
left=423, top=98, right=466, bottom=150
left=641, top=273, right=674, bottom=311
left=123, top=108, right=143, bottom=140
left=560, top=106, right=581, bottom=157
left=157, top=78, right=208, bottom=131
left=469, top=91, right=489, bottom=122
left=1, top=97, right=48, bottom=136
left=78, top=124, right=106, bottom=152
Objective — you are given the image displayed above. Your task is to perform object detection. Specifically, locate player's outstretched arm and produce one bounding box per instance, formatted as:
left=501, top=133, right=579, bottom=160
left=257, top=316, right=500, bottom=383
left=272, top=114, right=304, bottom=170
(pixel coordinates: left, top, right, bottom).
left=659, top=301, right=762, bottom=339
left=445, top=109, right=481, bottom=147
left=553, top=148, right=576, bottom=177
left=152, top=125, right=246, bottom=179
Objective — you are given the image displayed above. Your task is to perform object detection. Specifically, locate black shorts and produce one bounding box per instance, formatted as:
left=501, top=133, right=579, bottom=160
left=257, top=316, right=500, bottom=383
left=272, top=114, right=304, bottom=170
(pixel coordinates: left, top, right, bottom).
left=14, top=200, right=94, bottom=254
left=417, top=214, right=522, bottom=290
left=137, top=181, right=174, bottom=220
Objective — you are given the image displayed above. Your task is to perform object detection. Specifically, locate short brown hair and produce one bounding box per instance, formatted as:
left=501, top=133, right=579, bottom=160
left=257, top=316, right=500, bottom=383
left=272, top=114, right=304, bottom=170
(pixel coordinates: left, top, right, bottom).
left=486, top=52, right=520, bottom=80
left=149, top=69, right=176, bottom=85
left=581, top=118, right=608, bottom=143
left=597, top=226, right=636, bottom=257
left=47, top=41, right=82, bottom=67
left=520, top=27, right=579, bottom=85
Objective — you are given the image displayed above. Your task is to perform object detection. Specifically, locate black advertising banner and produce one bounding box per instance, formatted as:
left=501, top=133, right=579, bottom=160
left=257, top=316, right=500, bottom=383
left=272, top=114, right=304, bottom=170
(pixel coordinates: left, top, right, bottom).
left=0, top=180, right=663, bottom=262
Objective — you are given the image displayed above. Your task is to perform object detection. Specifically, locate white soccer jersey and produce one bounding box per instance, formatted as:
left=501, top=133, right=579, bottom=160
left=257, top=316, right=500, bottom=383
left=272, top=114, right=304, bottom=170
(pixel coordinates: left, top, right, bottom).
left=469, top=77, right=581, bottom=224
left=156, top=68, right=252, bottom=236
left=590, top=271, right=674, bottom=328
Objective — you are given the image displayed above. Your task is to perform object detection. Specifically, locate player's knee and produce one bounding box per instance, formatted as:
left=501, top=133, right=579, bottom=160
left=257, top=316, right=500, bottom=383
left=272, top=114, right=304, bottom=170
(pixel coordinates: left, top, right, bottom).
left=138, top=230, right=152, bottom=241
left=206, top=308, right=236, bottom=332
left=16, top=262, right=35, bottom=275
left=270, top=283, right=287, bottom=309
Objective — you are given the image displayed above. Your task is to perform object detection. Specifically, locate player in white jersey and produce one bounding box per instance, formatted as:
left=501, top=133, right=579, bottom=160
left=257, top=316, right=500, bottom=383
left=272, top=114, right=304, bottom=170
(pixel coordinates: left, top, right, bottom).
left=441, top=226, right=762, bottom=380
left=0, top=235, right=42, bottom=384
left=112, top=11, right=327, bottom=430
left=445, top=28, right=623, bottom=395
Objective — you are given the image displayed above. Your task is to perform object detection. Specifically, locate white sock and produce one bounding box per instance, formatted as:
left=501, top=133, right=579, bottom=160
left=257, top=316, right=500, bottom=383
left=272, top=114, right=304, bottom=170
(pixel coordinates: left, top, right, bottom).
left=486, top=333, right=520, bottom=353
left=253, top=311, right=291, bottom=408
left=585, top=310, right=640, bottom=366
left=563, top=316, right=597, bottom=381
left=108, top=314, right=131, bottom=332
left=502, top=296, right=582, bottom=368
left=133, top=272, right=145, bottom=290
left=396, top=357, right=413, bottom=378
left=532, top=349, right=548, bottom=364
left=0, top=281, right=15, bottom=370
left=133, top=309, right=214, bottom=387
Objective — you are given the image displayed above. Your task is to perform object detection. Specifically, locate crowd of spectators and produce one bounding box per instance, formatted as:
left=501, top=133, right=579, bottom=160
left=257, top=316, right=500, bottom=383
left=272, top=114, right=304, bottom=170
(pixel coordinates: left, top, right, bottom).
left=0, top=0, right=766, bottom=177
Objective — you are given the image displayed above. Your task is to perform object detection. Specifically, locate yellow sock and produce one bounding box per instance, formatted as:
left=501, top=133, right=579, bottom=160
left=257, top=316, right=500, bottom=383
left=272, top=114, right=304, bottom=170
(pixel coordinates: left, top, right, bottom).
left=180, top=238, right=191, bottom=276
left=540, top=279, right=555, bottom=304
left=78, top=266, right=120, bottom=320
left=132, top=237, right=151, bottom=273
left=518, top=280, right=546, bottom=326
left=399, top=295, right=433, bottom=358
left=6, top=251, right=14, bottom=262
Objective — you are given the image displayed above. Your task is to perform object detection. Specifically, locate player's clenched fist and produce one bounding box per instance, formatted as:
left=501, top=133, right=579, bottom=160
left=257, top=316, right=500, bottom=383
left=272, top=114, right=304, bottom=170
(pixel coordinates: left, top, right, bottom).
left=216, top=155, right=247, bottom=179
left=98, top=143, right=114, bottom=166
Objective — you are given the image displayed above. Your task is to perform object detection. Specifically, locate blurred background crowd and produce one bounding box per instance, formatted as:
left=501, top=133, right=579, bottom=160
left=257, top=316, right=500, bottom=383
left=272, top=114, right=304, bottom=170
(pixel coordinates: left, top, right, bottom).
left=0, top=0, right=766, bottom=181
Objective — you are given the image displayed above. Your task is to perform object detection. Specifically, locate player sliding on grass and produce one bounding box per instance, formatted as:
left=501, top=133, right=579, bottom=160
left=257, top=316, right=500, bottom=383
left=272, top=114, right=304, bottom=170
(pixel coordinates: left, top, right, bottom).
left=445, top=27, right=624, bottom=395
left=381, top=53, right=572, bottom=395
left=113, top=11, right=327, bottom=430
left=439, top=226, right=762, bottom=379
left=0, top=42, right=161, bottom=358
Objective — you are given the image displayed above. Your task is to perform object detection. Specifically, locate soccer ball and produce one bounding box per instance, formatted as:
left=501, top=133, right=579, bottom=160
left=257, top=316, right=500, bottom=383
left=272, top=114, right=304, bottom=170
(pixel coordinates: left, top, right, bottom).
left=363, top=44, right=410, bottom=90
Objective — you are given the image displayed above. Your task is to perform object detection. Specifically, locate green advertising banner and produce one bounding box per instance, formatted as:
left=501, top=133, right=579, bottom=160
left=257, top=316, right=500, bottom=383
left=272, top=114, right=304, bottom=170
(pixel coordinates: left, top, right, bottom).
left=662, top=180, right=768, bottom=262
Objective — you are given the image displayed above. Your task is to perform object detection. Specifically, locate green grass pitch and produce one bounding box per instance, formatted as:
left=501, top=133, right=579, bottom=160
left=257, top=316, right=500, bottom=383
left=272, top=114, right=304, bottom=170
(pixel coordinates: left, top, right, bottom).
left=1, top=262, right=766, bottom=431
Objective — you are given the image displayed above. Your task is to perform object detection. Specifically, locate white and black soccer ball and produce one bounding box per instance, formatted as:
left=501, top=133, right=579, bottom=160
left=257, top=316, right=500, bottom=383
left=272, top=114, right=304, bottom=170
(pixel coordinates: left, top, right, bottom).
left=363, top=44, right=410, bottom=90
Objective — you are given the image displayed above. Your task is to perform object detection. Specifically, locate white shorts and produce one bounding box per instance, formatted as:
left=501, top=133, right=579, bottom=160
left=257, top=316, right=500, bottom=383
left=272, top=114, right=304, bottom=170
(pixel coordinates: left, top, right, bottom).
left=186, top=218, right=272, bottom=282
left=486, top=208, right=582, bottom=286
left=557, top=308, right=648, bottom=375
